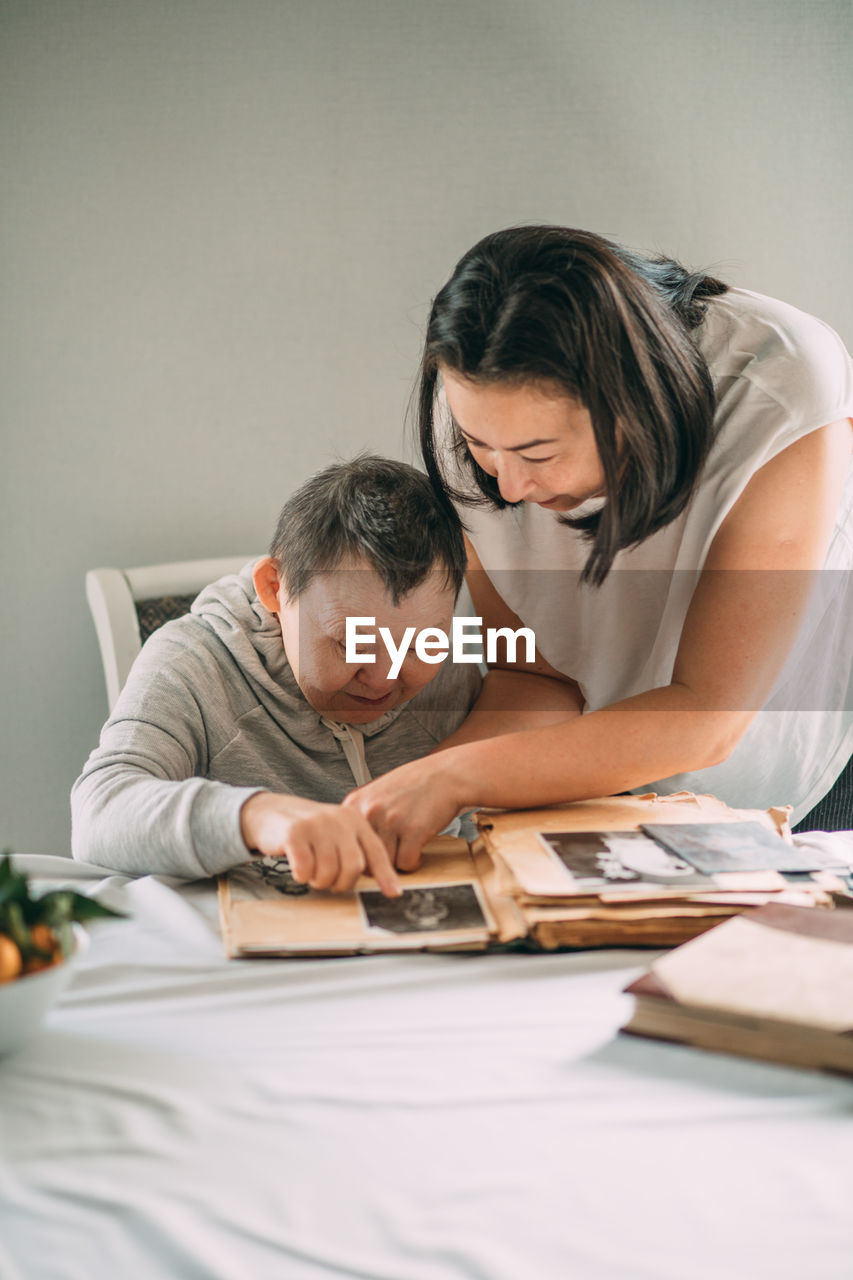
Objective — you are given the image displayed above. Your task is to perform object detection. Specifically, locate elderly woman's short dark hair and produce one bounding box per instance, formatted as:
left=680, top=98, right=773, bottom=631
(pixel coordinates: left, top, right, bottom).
left=270, top=455, right=466, bottom=602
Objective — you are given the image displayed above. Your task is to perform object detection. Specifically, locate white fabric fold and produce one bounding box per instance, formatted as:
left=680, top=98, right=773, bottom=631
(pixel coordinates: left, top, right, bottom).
left=3, top=851, right=852, bottom=1280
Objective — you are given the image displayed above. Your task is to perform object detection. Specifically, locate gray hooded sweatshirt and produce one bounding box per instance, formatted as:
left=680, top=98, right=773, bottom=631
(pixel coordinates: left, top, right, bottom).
left=71, top=566, right=481, bottom=878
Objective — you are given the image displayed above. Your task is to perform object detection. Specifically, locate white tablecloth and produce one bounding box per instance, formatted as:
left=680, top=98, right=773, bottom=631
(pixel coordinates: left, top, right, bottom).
left=2, top=851, right=852, bottom=1280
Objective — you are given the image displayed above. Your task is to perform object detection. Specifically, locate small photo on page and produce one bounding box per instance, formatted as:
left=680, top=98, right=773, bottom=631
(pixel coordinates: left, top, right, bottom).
left=226, top=856, right=311, bottom=901
left=358, top=882, right=488, bottom=934
left=538, top=830, right=710, bottom=891
left=640, top=822, right=845, bottom=874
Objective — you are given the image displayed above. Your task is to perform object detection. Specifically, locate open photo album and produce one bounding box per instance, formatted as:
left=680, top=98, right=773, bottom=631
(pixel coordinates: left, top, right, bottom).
left=218, top=792, right=849, bottom=958
left=219, top=835, right=502, bottom=956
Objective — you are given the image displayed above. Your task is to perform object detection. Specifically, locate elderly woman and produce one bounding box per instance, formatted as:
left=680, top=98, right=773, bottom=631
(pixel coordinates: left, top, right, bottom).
left=346, top=226, right=853, bottom=866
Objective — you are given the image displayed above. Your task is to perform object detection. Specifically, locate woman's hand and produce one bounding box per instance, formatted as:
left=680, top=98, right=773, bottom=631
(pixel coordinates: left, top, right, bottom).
left=240, top=791, right=401, bottom=896
left=343, top=756, right=465, bottom=872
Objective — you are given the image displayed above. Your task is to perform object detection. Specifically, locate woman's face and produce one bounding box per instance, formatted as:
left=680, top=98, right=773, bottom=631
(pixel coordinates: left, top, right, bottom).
left=441, top=368, right=606, bottom=512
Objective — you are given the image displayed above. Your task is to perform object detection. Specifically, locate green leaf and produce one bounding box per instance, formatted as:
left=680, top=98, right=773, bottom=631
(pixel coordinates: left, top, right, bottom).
left=57, top=918, right=74, bottom=959
left=4, top=901, right=32, bottom=955
left=36, top=890, right=125, bottom=924
left=0, top=857, right=125, bottom=961
left=0, top=854, right=33, bottom=910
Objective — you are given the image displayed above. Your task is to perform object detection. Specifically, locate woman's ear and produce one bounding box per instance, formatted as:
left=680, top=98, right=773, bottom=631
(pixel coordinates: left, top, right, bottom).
left=253, top=556, right=283, bottom=612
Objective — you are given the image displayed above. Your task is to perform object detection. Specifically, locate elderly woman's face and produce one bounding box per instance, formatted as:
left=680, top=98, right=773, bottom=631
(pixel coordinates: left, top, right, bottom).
left=441, top=368, right=606, bottom=512
left=276, top=558, right=457, bottom=725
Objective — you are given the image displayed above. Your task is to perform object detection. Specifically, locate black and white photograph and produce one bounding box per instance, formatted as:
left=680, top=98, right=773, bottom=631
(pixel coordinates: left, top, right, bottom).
left=358, top=882, right=488, bottom=935
left=539, top=830, right=711, bottom=891
left=640, top=822, right=845, bottom=875
left=228, top=856, right=312, bottom=901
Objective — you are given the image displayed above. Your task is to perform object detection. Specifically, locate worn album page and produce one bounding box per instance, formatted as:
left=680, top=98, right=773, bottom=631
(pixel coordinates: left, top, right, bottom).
left=219, top=836, right=500, bottom=957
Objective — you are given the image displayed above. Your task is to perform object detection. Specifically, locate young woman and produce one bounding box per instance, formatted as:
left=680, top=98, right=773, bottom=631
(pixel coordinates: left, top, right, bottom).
left=345, top=227, right=853, bottom=866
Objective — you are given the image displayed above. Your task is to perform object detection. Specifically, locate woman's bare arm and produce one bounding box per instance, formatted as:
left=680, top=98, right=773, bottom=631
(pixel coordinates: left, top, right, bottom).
left=347, top=420, right=852, bottom=867
left=431, top=536, right=584, bottom=751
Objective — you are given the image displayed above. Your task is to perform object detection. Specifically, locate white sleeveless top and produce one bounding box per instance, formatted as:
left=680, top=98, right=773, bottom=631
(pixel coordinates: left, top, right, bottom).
left=451, top=289, right=853, bottom=821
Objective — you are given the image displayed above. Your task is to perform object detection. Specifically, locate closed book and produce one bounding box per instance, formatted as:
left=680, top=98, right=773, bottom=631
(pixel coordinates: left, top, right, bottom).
left=623, top=901, right=853, bottom=1076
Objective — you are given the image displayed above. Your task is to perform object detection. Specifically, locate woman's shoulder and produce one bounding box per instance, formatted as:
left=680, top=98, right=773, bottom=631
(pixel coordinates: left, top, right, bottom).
left=700, top=287, right=853, bottom=429
left=701, top=287, right=850, bottom=371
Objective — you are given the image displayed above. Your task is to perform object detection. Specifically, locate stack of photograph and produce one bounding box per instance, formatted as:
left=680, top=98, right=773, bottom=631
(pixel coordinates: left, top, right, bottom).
left=472, top=793, right=849, bottom=949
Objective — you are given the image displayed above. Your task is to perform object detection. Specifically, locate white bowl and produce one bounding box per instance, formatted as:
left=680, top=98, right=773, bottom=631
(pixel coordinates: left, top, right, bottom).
left=0, top=923, right=89, bottom=1056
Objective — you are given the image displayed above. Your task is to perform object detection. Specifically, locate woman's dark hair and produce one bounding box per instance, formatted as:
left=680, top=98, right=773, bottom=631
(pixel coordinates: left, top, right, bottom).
left=418, top=226, right=727, bottom=584
left=269, top=454, right=466, bottom=602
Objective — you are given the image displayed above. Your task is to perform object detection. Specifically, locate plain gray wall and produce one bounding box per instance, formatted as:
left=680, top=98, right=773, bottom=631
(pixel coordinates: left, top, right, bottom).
left=2, top=0, right=851, bottom=853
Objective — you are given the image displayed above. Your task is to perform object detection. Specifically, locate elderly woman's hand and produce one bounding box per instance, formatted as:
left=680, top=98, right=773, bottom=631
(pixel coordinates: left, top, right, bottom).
left=240, top=791, right=401, bottom=896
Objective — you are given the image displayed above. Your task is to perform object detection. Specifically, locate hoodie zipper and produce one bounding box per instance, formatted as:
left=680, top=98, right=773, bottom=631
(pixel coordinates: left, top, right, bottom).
left=319, top=719, right=373, bottom=788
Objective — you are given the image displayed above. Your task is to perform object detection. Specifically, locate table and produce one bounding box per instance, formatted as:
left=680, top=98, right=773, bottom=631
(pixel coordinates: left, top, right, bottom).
left=2, top=851, right=852, bottom=1280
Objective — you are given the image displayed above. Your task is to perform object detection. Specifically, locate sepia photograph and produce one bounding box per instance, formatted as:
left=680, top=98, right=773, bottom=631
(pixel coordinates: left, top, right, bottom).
left=359, top=882, right=488, bottom=934
left=539, top=830, right=710, bottom=891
